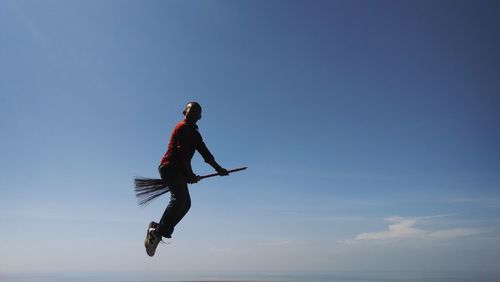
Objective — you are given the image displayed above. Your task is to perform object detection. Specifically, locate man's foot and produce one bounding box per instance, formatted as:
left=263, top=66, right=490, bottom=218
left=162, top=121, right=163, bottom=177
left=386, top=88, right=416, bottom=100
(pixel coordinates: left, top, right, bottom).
left=144, top=221, right=161, bottom=257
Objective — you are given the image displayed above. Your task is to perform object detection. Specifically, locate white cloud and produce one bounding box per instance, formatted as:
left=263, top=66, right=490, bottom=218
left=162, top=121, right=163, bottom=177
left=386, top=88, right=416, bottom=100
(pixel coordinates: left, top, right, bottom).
left=343, top=216, right=480, bottom=244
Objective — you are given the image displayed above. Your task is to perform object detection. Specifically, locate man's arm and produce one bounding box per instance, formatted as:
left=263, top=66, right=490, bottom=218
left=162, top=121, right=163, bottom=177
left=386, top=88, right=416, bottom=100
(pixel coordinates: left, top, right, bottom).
left=196, top=134, right=228, bottom=176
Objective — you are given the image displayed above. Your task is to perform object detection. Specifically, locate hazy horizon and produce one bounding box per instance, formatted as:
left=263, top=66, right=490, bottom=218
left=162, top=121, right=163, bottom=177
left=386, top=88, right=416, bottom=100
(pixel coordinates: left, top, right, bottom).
left=2, top=270, right=500, bottom=282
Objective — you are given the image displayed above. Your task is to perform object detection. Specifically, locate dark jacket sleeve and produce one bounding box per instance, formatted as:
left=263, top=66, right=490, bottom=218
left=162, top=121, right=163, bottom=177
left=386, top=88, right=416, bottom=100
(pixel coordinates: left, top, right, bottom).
left=195, top=131, right=216, bottom=165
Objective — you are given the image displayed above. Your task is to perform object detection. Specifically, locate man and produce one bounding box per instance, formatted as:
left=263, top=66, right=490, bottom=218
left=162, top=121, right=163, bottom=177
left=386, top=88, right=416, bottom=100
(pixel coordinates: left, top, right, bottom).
left=144, top=101, right=228, bottom=257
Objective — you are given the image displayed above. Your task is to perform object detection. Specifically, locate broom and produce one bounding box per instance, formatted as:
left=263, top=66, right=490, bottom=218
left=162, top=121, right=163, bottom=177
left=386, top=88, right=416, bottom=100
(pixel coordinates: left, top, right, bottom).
left=134, top=167, right=247, bottom=206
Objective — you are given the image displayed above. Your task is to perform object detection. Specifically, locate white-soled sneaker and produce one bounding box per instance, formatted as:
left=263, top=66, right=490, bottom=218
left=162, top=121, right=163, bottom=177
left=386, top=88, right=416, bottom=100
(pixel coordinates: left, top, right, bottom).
left=144, top=221, right=161, bottom=257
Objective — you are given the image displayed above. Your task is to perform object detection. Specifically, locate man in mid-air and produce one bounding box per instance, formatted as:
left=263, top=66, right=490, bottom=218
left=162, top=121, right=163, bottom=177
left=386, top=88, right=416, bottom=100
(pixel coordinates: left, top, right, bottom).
left=144, top=101, right=228, bottom=257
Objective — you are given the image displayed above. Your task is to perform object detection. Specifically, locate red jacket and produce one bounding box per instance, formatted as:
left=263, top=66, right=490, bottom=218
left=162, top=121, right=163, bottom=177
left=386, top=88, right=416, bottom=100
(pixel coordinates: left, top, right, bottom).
left=160, top=119, right=215, bottom=175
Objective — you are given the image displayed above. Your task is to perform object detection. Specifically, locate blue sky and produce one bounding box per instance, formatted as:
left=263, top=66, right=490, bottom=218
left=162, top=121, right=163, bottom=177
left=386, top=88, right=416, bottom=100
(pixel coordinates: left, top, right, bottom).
left=1, top=0, right=500, bottom=280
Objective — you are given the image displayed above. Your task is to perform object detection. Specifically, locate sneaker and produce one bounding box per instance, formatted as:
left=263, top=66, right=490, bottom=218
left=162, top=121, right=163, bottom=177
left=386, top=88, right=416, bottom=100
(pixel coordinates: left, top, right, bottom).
left=144, top=221, right=161, bottom=257
left=144, top=221, right=156, bottom=250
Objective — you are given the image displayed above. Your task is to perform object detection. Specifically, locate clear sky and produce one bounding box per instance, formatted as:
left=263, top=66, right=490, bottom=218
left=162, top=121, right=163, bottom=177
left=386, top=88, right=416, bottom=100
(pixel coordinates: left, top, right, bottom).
left=1, top=0, right=499, bottom=281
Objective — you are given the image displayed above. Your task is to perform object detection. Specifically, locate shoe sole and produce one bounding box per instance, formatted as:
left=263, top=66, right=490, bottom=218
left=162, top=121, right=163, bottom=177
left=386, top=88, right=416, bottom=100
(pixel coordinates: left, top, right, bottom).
left=144, top=221, right=159, bottom=256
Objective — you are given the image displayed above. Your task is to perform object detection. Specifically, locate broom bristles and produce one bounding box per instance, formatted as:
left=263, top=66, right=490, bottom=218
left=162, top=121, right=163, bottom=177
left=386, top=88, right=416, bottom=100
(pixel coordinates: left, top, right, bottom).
left=134, top=177, right=170, bottom=206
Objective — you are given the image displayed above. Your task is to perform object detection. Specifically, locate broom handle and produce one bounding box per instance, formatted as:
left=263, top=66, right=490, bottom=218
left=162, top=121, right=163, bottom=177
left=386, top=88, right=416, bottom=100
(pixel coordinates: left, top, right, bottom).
left=199, top=166, right=247, bottom=180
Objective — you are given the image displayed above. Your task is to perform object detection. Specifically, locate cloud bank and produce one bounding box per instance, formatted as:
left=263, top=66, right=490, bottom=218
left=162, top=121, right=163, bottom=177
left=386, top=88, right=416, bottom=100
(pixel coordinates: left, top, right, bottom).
left=343, top=216, right=480, bottom=244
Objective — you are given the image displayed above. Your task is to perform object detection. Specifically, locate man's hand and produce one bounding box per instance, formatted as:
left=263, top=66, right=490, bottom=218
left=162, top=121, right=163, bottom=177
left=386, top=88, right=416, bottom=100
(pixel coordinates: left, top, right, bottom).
left=187, top=173, right=200, bottom=184
left=216, top=167, right=229, bottom=176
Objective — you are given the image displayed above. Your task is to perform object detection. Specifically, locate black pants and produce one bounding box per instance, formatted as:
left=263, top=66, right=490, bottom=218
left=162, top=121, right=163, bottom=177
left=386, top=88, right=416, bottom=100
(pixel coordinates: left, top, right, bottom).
left=157, top=165, right=191, bottom=238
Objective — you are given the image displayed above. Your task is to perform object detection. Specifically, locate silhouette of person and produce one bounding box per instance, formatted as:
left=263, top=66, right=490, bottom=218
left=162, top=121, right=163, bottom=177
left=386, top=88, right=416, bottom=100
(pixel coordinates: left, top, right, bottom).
left=144, top=101, right=228, bottom=256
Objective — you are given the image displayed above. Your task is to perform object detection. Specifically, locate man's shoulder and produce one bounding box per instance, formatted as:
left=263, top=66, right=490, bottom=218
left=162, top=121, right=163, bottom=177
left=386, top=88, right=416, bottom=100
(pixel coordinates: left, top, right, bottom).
left=175, top=119, right=187, bottom=128
left=174, top=119, right=198, bottom=133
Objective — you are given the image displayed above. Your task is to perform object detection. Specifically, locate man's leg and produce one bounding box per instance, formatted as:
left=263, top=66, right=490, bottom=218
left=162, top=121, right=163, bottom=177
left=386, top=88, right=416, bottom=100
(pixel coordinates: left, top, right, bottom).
left=158, top=181, right=189, bottom=238
left=157, top=168, right=190, bottom=238
left=170, top=184, right=191, bottom=228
